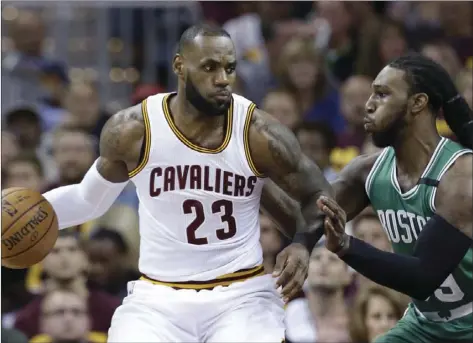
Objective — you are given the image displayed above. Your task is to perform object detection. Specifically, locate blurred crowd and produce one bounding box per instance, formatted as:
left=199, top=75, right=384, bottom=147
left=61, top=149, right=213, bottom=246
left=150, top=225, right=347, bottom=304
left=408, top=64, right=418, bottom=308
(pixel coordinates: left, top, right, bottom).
left=1, top=2, right=472, bottom=343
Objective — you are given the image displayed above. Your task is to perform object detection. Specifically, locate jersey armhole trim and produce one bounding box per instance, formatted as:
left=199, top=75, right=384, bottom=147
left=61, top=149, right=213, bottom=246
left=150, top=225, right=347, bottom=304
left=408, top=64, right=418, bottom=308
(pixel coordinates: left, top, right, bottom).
left=364, top=148, right=389, bottom=198
left=244, top=103, right=266, bottom=178
left=128, top=99, right=151, bottom=178
left=429, top=149, right=472, bottom=213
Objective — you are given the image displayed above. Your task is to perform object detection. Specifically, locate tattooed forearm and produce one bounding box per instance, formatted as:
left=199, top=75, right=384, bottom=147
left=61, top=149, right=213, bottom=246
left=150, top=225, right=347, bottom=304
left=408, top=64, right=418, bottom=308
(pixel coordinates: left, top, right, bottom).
left=249, top=109, right=333, bottom=235
left=261, top=179, right=305, bottom=238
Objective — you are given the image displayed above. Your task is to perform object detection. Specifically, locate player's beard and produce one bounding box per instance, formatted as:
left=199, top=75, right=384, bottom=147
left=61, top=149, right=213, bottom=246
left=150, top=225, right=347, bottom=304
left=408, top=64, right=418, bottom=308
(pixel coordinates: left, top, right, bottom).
left=185, top=77, right=230, bottom=117
left=371, top=105, right=408, bottom=148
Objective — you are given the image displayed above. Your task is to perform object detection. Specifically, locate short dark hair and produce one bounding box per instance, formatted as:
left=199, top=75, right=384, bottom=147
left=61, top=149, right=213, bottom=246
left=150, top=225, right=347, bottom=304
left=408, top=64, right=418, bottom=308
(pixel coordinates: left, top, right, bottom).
left=389, top=53, right=473, bottom=149
left=294, top=121, right=337, bottom=152
left=90, top=228, right=128, bottom=255
left=177, top=23, right=231, bottom=54
left=5, top=107, right=40, bottom=127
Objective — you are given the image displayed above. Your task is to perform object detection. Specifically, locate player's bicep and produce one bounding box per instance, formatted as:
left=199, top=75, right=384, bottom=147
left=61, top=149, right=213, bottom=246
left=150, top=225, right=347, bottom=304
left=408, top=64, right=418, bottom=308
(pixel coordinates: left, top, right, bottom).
left=434, top=155, right=473, bottom=239
left=249, top=109, right=332, bottom=202
left=98, top=105, right=145, bottom=182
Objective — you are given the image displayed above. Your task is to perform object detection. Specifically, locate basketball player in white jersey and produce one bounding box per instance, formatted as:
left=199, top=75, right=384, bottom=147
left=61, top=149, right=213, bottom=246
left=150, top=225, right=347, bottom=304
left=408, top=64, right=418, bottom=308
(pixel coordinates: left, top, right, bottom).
left=42, top=24, right=337, bottom=342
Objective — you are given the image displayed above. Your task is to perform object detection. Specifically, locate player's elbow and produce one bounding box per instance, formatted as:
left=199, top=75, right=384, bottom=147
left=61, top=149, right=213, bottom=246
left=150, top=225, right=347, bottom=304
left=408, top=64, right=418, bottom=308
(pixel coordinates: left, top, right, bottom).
left=410, top=275, right=446, bottom=301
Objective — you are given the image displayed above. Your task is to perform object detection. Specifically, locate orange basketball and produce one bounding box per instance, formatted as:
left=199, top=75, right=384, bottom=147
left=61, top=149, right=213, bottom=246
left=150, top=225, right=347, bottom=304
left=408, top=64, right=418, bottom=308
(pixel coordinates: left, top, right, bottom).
left=2, top=187, right=58, bottom=269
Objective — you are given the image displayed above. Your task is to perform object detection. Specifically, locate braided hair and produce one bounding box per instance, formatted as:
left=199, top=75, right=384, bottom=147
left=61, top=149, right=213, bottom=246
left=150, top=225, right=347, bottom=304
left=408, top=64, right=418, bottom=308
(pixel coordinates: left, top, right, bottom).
left=389, top=53, right=473, bottom=149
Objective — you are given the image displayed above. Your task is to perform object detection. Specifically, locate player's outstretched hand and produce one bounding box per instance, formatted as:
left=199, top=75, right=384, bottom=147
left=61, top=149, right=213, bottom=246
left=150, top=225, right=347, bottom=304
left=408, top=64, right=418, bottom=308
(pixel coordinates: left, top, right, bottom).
left=316, top=196, right=347, bottom=234
left=272, top=243, right=309, bottom=302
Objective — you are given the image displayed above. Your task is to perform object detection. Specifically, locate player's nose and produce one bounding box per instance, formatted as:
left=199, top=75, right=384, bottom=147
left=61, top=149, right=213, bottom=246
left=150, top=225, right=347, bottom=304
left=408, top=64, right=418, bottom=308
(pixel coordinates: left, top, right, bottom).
left=365, top=98, right=376, bottom=114
left=214, top=69, right=230, bottom=87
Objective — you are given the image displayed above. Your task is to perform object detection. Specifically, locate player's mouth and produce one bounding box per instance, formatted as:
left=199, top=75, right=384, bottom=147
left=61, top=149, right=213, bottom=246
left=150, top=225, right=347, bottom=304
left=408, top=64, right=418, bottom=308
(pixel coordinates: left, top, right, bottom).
left=364, top=117, right=375, bottom=131
left=212, top=91, right=231, bottom=101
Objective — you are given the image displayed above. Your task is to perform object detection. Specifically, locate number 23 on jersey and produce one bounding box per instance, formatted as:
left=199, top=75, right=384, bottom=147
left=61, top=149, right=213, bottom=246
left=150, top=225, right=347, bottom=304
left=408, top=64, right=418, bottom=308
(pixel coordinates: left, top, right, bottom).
left=183, top=199, right=236, bottom=245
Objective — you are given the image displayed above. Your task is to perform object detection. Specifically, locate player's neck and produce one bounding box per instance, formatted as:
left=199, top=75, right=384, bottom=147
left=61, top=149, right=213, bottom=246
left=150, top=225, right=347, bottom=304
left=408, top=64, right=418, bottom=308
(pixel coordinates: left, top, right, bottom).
left=307, top=287, right=346, bottom=317
left=393, top=124, right=441, bottom=177
left=173, top=92, right=223, bottom=128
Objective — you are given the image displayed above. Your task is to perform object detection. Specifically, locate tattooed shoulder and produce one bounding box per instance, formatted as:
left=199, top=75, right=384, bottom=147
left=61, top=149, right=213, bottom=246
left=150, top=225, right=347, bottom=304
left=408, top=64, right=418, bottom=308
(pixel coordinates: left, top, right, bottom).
left=99, top=103, right=144, bottom=161
left=250, top=108, right=301, bottom=174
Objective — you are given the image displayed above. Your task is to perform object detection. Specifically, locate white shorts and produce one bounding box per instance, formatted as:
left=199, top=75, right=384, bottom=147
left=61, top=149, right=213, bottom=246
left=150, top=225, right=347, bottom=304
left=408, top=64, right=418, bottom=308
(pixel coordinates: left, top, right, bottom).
left=107, top=274, right=285, bottom=342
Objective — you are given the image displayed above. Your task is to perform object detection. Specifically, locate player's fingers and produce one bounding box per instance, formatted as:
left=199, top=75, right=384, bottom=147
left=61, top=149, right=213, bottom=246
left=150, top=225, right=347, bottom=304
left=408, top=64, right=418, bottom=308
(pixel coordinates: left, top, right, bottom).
left=317, top=199, right=337, bottom=219
left=320, top=197, right=346, bottom=220
left=276, top=257, right=297, bottom=288
left=272, top=250, right=288, bottom=278
left=325, top=217, right=342, bottom=237
left=281, top=267, right=307, bottom=301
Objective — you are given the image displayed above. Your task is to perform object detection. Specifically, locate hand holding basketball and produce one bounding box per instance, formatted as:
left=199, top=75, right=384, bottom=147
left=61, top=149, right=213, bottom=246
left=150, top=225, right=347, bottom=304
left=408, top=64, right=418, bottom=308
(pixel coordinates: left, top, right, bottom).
left=2, top=187, right=58, bottom=269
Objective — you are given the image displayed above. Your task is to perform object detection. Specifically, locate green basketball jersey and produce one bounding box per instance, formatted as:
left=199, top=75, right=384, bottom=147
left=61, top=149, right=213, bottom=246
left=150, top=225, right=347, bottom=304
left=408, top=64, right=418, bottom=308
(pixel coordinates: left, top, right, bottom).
left=366, top=137, right=473, bottom=323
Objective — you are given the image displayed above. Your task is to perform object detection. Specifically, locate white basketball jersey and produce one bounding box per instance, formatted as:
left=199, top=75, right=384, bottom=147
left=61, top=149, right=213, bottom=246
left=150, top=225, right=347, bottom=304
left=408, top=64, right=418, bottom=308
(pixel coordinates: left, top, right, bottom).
left=129, top=92, right=266, bottom=282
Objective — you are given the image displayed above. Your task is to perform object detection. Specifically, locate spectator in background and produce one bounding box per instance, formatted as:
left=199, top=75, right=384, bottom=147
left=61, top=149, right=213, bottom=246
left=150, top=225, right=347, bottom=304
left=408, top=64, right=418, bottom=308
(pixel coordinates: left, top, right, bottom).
left=349, top=286, right=406, bottom=343
left=351, top=211, right=390, bottom=253
left=420, top=40, right=461, bottom=78
left=2, top=10, right=46, bottom=111
left=62, top=83, right=110, bottom=143
left=4, top=107, right=43, bottom=155
left=1, top=10, right=67, bottom=116
left=332, top=75, right=372, bottom=170
left=3, top=154, right=45, bottom=193
left=314, top=1, right=358, bottom=82
left=3, top=106, right=56, bottom=181
left=46, top=127, right=96, bottom=190
left=259, top=213, right=286, bottom=274
left=14, top=231, right=120, bottom=339
left=37, top=62, right=70, bottom=133
left=294, top=121, right=337, bottom=182
left=223, top=2, right=292, bottom=104
left=278, top=37, right=343, bottom=134
left=373, top=19, right=408, bottom=79
left=86, top=228, right=140, bottom=300
left=35, top=289, right=106, bottom=343
left=1, top=268, right=34, bottom=329
left=261, top=89, right=301, bottom=131
left=438, top=2, right=473, bottom=64
left=285, top=246, right=352, bottom=343
left=1, top=131, right=20, bottom=167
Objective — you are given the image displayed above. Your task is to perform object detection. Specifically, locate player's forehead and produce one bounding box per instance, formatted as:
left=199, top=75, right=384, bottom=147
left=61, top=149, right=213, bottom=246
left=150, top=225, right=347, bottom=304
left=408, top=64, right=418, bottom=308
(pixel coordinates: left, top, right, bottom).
left=187, top=35, right=235, bottom=64
left=372, top=66, right=408, bottom=93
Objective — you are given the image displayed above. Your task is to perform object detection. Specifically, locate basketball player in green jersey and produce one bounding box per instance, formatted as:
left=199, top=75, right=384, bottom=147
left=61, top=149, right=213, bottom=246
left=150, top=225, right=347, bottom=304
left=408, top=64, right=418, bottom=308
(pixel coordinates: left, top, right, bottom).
left=317, top=54, right=473, bottom=343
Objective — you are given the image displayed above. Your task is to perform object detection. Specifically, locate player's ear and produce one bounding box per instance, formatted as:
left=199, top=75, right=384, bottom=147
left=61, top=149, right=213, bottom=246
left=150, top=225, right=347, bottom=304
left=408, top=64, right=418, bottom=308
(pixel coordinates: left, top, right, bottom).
left=172, top=54, right=185, bottom=79
left=410, top=93, right=429, bottom=115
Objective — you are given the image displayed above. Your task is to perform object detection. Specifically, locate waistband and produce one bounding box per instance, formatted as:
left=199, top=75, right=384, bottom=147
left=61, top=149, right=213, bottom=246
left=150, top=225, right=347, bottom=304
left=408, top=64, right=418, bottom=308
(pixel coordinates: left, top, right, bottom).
left=140, top=265, right=265, bottom=291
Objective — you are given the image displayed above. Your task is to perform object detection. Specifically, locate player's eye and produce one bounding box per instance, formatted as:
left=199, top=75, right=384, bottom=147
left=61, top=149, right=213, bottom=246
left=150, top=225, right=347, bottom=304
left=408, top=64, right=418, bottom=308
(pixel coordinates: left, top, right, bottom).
left=225, top=66, right=236, bottom=74
left=375, top=91, right=388, bottom=98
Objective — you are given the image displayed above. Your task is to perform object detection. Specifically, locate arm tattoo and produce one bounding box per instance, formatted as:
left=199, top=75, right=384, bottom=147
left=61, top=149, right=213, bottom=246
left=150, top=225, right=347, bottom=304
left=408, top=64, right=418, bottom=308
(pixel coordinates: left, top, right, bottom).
left=100, top=104, right=144, bottom=161
left=250, top=109, right=333, bottom=236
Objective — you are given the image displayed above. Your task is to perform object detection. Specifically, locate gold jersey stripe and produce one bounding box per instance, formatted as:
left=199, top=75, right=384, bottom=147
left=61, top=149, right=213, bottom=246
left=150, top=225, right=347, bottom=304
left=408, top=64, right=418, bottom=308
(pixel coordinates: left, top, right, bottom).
left=244, top=103, right=266, bottom=178
left=128, top=99, right=151, bottom=178
left=141, top=265, right=265, bottom=290
left=162, top=94, right=233, bottom=154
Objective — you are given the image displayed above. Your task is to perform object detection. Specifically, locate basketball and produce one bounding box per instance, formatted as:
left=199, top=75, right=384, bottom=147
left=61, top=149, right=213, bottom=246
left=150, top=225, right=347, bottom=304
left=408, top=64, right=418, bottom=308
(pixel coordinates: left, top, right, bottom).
left=2, top=187, right=58, bottom=269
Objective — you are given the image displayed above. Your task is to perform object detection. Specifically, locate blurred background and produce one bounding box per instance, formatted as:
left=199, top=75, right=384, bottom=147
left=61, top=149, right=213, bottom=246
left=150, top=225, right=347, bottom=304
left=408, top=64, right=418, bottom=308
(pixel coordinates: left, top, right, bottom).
left=1, top=1, right=472, bottom=343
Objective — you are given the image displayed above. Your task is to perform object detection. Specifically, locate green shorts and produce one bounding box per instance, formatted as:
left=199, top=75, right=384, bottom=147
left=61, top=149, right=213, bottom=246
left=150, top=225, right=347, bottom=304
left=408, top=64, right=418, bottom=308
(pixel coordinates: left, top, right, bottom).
left=375, top=303, right=473, bottom=343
